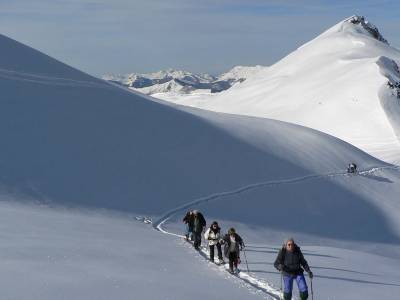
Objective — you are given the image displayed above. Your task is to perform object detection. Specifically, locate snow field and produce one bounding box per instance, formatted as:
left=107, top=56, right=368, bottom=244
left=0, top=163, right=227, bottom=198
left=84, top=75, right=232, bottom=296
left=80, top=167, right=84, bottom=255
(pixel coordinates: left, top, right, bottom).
left=0, top=201, right=269, bottom=300
left=2, top=17, right=400, bottom=300
left=158, top=166, right=400, bottom=299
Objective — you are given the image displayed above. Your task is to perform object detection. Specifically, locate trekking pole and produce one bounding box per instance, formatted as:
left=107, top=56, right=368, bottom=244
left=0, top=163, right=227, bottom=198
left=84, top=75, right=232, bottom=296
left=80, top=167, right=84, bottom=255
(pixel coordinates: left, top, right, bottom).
left=310, top=277, right=314, bottom=300
left=242, top=247, right=250, bottom=274
left=202, top=230, right=207, bottom=251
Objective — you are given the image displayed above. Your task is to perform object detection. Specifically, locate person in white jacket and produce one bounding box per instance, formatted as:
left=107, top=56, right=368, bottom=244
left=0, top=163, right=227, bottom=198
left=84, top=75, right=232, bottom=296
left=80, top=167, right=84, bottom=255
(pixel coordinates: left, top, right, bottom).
left=204, top=221, right=224, bottom=264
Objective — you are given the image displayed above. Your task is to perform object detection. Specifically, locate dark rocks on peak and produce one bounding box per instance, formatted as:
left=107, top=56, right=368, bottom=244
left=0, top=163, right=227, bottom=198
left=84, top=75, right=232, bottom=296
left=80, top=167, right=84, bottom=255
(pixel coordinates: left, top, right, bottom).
left=349, top=16, right=389, bottom=45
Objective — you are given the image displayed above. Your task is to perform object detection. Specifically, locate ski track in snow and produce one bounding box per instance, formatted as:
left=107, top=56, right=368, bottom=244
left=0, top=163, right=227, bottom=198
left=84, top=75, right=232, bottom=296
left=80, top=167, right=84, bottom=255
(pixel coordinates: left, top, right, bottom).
left=0, top=68, right=111, bottom=89
left=153, top=164, right=400, bottom=300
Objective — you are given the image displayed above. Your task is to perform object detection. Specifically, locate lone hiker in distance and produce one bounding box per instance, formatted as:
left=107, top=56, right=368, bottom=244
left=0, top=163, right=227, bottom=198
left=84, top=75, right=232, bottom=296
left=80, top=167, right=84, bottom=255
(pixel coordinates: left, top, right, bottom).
left=274, top=238, right=313, bottom=300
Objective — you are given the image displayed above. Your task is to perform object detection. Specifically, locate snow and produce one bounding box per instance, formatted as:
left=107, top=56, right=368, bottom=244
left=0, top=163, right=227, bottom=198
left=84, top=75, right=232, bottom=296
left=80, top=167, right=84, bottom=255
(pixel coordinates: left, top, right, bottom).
left=0, top=201, right=265, bottom=300
left=159, top=166, right=400, bottom=300
left=156, top=16, right=400, bottom=164
left=1, top=16, right=400, bottom=300
left=218, top=65, right=266, bottom=81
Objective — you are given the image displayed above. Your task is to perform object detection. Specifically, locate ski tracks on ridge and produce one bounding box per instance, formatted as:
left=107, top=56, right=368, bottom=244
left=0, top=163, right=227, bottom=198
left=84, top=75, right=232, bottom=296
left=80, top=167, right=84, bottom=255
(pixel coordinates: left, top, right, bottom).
left=0, top=67, right=112, bottom=89
left=153, top=164, right=399, bottom=299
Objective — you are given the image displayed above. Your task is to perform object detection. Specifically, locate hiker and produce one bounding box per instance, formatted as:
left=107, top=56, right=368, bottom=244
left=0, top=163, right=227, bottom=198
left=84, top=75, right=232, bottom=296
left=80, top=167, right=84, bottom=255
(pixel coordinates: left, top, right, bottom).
left=183, top=210, right=194, bottom=240
left=204, top=221, right=224, bottom=264
left=192, top=210, right=206, bottom=250
left=222, top=228, right=244, bottom=273
left=347, top=163, right=357, bottom=173
left=274, top=238, right=313, bottom=300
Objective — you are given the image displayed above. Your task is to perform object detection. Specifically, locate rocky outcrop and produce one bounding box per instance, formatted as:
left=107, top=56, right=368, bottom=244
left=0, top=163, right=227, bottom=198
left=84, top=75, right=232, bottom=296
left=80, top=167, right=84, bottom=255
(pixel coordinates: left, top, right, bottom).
left=349, top=16, right=389, bottom=44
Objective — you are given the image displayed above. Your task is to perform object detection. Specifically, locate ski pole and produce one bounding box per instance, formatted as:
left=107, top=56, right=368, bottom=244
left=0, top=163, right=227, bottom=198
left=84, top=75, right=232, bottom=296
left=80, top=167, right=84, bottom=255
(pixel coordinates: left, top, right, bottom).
left=242, top=246, right=250, bottom=273
left=310, top=277, right=314, bottom=300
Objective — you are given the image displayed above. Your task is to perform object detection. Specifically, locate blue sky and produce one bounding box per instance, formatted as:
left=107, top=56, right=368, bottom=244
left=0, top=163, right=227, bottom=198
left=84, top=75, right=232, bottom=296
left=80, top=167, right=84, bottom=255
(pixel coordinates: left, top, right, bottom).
left=0, top=0, right=399, bottom=76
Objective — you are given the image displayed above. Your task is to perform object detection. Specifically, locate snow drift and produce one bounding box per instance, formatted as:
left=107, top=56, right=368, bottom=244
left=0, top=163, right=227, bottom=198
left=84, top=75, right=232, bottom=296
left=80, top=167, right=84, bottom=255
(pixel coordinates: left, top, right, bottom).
left=157, top=16, right=400, bottom=164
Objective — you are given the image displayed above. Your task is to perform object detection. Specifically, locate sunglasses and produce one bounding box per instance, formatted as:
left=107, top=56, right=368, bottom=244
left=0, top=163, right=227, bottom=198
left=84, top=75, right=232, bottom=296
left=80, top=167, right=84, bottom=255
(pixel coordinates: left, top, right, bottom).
left=287, top=243, right=294, bottom=247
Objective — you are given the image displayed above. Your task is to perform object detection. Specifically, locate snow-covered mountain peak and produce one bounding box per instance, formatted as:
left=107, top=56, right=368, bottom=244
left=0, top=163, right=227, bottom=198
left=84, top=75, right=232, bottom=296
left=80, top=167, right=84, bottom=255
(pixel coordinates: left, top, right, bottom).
left=347, top=15, right=389, bottom=44
left=314, top=15, right=388, bottom=45
left=156, top=16, right=400, bottom=163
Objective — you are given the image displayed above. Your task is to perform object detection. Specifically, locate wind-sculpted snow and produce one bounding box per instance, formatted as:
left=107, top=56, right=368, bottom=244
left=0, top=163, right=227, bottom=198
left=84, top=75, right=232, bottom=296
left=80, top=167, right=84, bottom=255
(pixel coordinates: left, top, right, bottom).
left=156, top=16, right=400, bottom=164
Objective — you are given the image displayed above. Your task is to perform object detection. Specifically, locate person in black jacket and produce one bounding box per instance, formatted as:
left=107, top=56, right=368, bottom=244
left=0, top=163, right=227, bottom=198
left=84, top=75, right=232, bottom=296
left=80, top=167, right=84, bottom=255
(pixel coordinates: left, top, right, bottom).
left=274, top=238, right=313, bottom=300
left=192, top=210, right=206, bottom=250
left=183, top=210, right=194, bottom=240
left=222, top=228, right=244, bottom=273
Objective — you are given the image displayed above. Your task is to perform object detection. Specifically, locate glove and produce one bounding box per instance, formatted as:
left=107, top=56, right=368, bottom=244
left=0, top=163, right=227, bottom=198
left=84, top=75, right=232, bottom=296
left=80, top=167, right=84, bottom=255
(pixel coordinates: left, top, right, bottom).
left=277, top=264, right=283, bottom=271
left=308, top=271, right=313, bottom=279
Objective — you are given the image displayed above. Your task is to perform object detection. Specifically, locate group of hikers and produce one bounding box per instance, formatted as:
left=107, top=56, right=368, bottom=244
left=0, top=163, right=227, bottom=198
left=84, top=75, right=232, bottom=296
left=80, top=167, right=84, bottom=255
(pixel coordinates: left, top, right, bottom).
left=183, top=210, right=314, bottom=300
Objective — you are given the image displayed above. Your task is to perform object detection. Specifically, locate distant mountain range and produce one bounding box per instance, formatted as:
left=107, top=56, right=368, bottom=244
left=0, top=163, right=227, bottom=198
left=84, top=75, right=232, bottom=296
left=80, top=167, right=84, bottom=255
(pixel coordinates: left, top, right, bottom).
left=103, top=65, right=265, bottom=95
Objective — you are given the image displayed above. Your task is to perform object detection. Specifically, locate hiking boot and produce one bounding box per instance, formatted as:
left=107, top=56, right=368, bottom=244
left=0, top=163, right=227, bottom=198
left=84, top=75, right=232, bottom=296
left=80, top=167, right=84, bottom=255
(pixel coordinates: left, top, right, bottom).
left=283, top=292, right=292, bottom=300
left=299, top=291, right=309, bottom=300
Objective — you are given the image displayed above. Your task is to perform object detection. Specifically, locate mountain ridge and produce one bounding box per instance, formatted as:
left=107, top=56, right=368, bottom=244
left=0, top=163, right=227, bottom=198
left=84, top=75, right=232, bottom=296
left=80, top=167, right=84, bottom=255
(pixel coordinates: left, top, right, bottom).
left=103, top=65, right=265, bottom=95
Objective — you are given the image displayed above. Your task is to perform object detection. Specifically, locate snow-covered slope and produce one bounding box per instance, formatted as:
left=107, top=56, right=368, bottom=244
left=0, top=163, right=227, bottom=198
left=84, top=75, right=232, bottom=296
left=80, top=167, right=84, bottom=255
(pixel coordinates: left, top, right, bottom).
left=157, top=16, right=400, bottom=164
left=2, top=32, right=400, bottom=300
left=1, top=32, right=384, bottom=216
left=217, top=65, right=265, bottom=81
left=0, top=201, right=270, bottom=300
